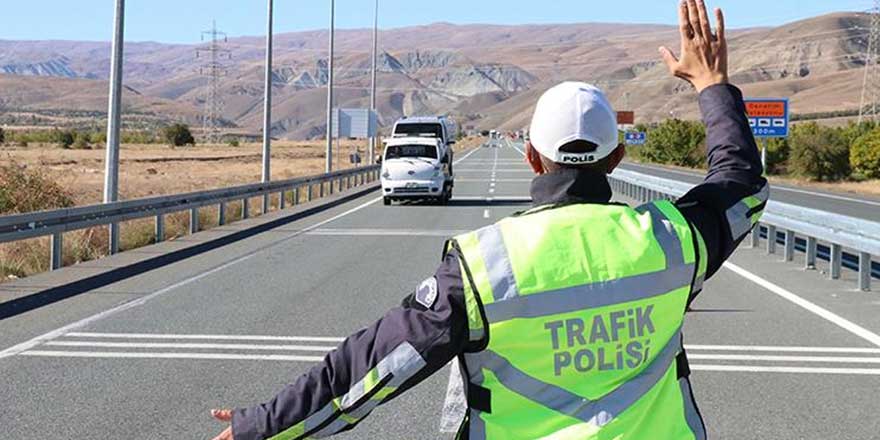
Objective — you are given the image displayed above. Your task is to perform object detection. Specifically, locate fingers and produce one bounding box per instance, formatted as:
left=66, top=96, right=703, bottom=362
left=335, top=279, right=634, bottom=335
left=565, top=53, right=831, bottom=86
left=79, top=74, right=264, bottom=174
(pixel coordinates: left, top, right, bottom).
left=715, top=7, right=726, bottom=43
left=211, top=427, right=234, bottom=440
left=677, top=0, right=693, bottom=40
left=696, top=0, right=713, bottom=41
left=686, top=0, right=702, bottom=39
left=659, top=47, right=680, bottom=74
left=211, top=409, right=233, bottom=423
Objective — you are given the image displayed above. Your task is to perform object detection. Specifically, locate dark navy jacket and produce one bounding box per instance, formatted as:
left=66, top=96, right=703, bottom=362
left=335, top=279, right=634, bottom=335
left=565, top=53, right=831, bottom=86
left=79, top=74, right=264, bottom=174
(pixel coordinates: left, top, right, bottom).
left=231, top=84, right=769, bottom=440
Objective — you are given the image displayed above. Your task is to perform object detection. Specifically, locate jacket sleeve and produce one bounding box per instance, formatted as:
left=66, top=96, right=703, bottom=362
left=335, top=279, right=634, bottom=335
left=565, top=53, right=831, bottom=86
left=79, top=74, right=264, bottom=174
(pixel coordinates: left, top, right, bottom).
left=676, top=84, right=769, bottom=283
left=231, top=250, right=469, bottom=440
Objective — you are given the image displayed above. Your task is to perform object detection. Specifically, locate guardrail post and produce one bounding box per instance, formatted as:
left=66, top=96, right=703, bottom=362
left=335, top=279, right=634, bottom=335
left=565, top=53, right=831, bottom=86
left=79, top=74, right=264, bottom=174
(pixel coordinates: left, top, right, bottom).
left=243, top=198, right=250, bottom=219
left=109, top=224, right=120, bottom=255
left=262, top=194, right=270, bottom=215
left=50, top=232, right=63, bottom=271
left=320, top=182, right=325, bottom=198
left=859, top=252, right=872, bottom=291
left=280, top=191, right=286, bottom=210
left=190, top=208, right=199, bottom=234
left=805, top=237, right=817, bottom=270
left=766, top=225, right=777, bottom=254
left=308, top=185, right=313, bottom=202
left=155, top=214, right=165, bottom=242
left=218, top=202, right=226, bottom=226
left=830, top=244, right=842, bottom=280
left=749, top=225, right=760, bottom=248
left=293, top=187, right=300, bottom=206
left=783, top=230, right=795, bottom=262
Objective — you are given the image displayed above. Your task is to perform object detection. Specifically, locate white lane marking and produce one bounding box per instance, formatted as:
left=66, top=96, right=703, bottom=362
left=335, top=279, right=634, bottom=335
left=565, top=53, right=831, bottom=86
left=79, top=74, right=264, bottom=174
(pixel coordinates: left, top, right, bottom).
left=64, top=332, right=346, bottom=342
left=457, top=179, right=531, bottom=183
left=0, top=146, right=484, bottom=360
left=456, top=169, right=531, bottom=172
left=489, top=189, right=496, bottom=194
left=305, top=228, right=468, bottom=237
left=623, top=163, right=880, bottom=208
left=452, top=196, right=531, bottom=202
left=45, top=341, right=337, bottom=352
left=483, top=209, right=490, bottom=219
left=688, top=353, right=880, bottom=364
left=690, top=364, right=880, bottom=375
left=440, top=361, right=466, bottom=433
left=20, top=351, right=325, bottom=362
left=724, top=262, right=880, bottom=348
left=0, top=196, right=382, bottom=360
left=686, top=344, right=880, bottom=354
left=490, top=183, right=496, bottom=188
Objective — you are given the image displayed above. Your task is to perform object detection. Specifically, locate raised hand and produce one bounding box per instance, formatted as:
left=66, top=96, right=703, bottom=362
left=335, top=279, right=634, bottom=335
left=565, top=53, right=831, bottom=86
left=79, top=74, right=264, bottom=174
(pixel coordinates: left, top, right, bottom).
left=659, top=0, right=728, bottom=93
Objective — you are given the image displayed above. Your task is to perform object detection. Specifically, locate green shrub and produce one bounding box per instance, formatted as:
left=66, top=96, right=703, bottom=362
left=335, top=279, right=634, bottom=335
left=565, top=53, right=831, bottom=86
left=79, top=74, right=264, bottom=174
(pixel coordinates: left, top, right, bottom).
left=638, top=119, right=705, bottom=168
left=851, top=128, right=880, bottom=179
left=762, top=137, right=789, bottom=175
left=72, top=132, right=91, bottom=149
left=0, top=161, right=74, bottom=215
left=228, top=138, right=240, bottom=147
left=789, top=122, right=851, bottom=181
left=56, top=130, right=75, bottom=149
left=162, top=123, right=195, bottom=147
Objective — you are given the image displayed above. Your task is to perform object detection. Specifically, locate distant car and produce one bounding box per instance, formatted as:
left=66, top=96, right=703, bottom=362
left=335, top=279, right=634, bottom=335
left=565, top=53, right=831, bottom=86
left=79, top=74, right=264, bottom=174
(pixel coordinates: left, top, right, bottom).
left=380, top=137, right=454, bottom=206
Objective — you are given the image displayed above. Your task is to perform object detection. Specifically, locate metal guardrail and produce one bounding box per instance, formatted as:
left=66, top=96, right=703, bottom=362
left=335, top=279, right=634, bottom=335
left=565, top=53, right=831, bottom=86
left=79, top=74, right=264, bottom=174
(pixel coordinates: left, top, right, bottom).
left=0, top=166, right=381, bottom=272
left=609, top=168, right=879, bottom=291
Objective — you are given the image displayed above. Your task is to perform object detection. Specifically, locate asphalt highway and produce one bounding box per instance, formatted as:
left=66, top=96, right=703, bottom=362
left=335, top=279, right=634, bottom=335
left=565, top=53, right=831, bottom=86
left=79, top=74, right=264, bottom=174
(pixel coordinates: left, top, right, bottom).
left=1, top=141, right=879, bottom=439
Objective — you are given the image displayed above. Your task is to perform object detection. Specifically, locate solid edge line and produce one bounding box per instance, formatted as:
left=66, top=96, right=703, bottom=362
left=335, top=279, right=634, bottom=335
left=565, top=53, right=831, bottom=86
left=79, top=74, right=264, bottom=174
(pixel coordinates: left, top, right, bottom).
left=687, top=353, right=880, bottom=364
left=690, top=364, right=880, bottom=375
left=724, top=262, right=880, bottom=348
left=685, top=344, right=880, bottom=354
left=45, top=341, right=337, bottom=352
left=0, top=144, right=483, bottom=360
left=64, top=332, right=346, bottom=342
left=20, top=351, right=326, bottom=362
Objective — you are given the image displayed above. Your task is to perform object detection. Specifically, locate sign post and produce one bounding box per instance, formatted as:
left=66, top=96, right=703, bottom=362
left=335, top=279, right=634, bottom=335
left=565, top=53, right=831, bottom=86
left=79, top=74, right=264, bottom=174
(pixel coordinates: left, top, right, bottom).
left=744, top=98, right=790, bottom=170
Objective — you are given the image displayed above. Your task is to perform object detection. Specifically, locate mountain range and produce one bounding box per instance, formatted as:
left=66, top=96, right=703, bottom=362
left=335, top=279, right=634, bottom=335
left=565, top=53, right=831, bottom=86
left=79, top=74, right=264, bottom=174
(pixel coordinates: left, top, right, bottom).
left=0, top=12, right=870, bottom=139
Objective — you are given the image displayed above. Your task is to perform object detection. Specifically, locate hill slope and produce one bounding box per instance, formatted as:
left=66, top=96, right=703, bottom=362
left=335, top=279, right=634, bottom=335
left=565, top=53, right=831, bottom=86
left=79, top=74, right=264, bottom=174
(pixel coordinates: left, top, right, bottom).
left=0, top=13, right=870, bottom=138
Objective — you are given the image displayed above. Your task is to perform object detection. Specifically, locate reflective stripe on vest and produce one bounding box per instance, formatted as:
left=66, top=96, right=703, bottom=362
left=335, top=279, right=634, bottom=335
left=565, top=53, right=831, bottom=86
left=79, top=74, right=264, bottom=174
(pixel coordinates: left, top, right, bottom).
left=453, top=201, right=707, bottom=440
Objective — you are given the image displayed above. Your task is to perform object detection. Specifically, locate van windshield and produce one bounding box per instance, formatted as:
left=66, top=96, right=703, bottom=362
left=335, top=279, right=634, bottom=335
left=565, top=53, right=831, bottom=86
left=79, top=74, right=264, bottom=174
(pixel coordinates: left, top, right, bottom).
left=394, top=123, right=443, bottom=138
left=385, top=144, right=438, bottom=160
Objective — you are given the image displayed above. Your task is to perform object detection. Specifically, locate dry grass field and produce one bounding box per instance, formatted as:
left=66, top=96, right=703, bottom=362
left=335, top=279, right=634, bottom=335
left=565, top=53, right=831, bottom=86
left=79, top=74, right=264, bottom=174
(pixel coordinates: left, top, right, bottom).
left=0, top=137, right=484, bottom=281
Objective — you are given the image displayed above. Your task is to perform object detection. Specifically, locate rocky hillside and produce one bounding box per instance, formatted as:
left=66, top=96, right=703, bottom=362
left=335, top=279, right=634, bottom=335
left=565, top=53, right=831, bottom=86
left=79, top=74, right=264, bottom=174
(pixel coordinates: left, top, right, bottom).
left=0, top=12, right=870, bottom=138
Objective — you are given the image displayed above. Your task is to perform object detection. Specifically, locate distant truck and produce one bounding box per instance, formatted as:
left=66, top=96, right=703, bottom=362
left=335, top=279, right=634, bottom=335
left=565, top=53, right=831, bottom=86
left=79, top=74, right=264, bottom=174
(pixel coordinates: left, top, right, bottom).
left=380, top=136, right=454, bottom=206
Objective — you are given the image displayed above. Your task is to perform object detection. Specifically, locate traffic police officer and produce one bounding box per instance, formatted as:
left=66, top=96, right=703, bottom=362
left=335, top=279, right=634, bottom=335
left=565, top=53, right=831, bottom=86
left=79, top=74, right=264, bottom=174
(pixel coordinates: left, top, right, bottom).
left=211, top=1, right=768, bottom=438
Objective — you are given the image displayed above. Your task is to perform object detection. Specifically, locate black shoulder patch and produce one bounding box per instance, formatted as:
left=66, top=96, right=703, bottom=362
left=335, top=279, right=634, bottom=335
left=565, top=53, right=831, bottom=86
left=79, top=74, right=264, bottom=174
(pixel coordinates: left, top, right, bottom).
left=415, top=276, right=439, bottom=309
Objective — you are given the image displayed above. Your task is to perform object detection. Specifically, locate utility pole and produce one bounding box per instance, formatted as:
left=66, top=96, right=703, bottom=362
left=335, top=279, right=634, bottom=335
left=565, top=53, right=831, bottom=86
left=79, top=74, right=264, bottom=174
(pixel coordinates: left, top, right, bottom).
left=262, top=0, right=274, bottom=213
left=104, top=0, right=125, bottom=255
left=860, top=0, right=880, bottom=124
left=325, top=0, right=336, bottom=173
left=197, top=21, right=230, bottom=144
left=369, top=0, right=379, bottom=165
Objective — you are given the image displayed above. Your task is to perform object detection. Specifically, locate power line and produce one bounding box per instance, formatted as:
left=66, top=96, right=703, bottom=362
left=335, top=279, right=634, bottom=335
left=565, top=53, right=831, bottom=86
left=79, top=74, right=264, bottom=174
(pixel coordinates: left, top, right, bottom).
left=860, top=0, right=880, bottom=123
left=196, top=20, right=231, bottom=144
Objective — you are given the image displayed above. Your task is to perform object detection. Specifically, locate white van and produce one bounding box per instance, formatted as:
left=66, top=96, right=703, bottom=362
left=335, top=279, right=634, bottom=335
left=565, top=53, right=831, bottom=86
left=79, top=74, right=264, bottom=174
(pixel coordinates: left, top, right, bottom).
left=380, top=137, right=454, bottom=206
left=392, top=116, right=457, bottom=148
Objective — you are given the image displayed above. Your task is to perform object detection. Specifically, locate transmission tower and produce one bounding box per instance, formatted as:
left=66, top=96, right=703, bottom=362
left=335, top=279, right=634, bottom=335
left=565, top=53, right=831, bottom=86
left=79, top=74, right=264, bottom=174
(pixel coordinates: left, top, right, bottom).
left=859, top=1, right=880, bottom=124
left=196, top=20, right=231, bottom=144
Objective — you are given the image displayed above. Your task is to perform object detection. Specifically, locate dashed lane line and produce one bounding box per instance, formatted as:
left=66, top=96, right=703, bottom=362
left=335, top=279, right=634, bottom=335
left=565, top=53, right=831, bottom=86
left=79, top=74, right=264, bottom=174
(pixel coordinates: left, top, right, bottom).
left=64, top=332, right=346, bottom=342
left=20, top=351, right=327, bottom=362
left=690, top=365, right=880, bottom=375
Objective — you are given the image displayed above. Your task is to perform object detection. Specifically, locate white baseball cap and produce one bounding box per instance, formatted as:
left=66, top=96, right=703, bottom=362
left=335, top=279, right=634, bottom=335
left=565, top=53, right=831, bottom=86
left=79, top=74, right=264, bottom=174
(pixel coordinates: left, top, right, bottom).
left=529, top=82, right=619, bottom=164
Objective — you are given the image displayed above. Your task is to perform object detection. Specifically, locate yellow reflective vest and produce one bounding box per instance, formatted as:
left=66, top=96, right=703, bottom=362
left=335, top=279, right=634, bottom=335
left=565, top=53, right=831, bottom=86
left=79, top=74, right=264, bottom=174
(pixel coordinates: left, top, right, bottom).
left=447, top=200, right=709, bottom=440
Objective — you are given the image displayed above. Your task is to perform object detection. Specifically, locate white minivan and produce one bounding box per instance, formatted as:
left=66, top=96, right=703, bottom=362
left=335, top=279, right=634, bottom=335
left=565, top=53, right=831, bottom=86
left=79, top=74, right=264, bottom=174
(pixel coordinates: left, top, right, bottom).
left=380, top=136, right=454, bottom=206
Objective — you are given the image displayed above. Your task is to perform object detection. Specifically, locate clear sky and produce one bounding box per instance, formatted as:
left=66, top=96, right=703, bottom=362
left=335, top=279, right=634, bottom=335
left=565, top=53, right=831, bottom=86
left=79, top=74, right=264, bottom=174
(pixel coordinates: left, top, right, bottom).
left=2, top=0, right=875, bottom=44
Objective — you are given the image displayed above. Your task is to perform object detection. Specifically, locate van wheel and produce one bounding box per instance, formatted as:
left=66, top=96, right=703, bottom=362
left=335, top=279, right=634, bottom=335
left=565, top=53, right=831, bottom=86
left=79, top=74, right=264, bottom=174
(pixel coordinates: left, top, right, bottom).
left=383, top=197, right=391, bottom=206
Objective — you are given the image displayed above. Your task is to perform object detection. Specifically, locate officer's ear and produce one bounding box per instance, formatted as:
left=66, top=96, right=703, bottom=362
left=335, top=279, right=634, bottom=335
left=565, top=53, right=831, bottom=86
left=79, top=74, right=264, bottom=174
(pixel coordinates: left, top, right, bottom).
left=605, top=144, right=626, bottom=174
left=525, top=141, right=546, bottom=175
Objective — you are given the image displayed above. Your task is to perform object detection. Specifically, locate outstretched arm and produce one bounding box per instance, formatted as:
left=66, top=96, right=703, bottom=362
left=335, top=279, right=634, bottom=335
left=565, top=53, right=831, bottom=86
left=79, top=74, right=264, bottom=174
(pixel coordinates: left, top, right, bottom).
left=660, top=0, right=768, bottom=285
left=211, top=252, right=470, bottom=440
